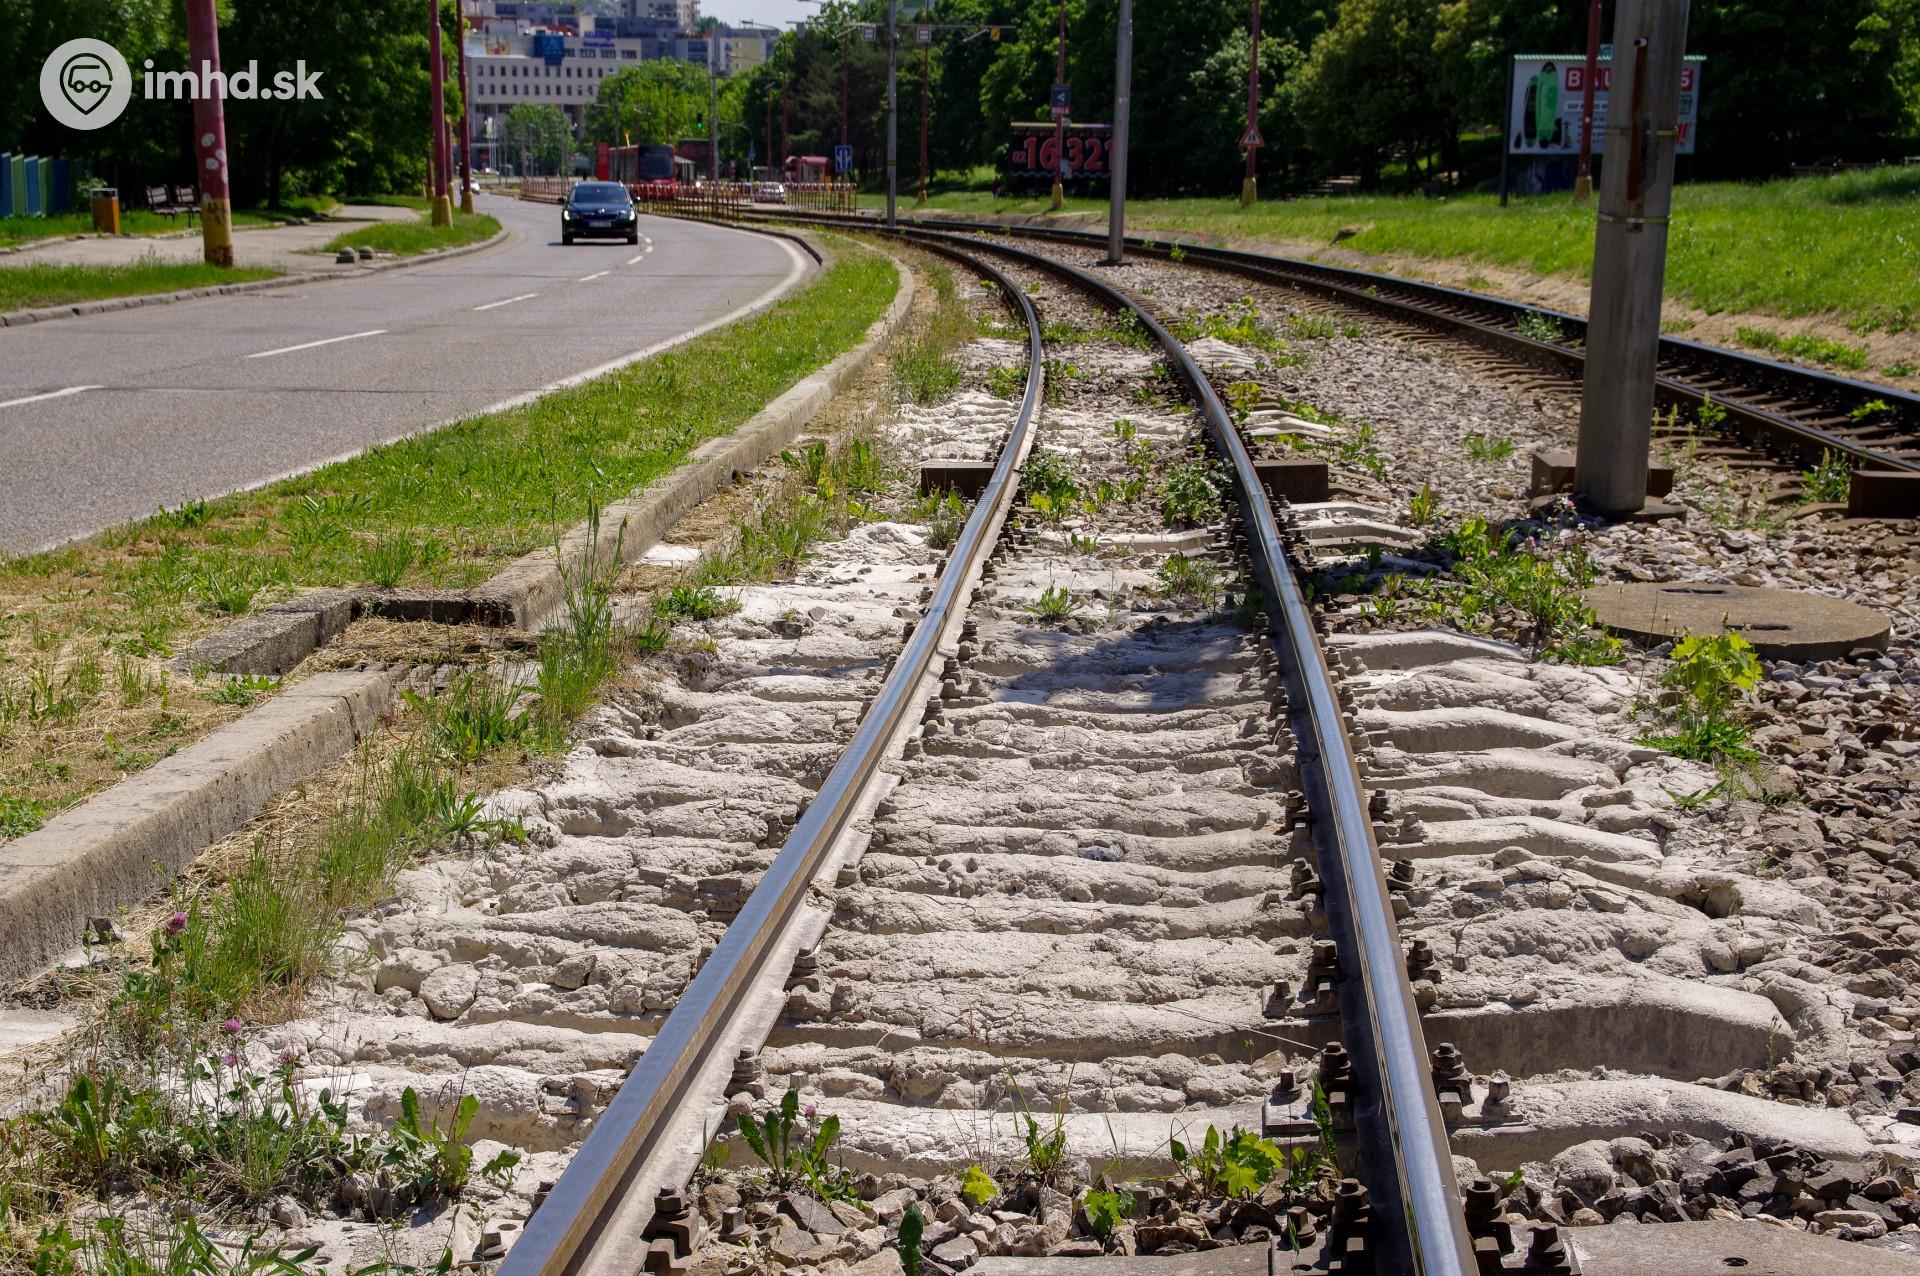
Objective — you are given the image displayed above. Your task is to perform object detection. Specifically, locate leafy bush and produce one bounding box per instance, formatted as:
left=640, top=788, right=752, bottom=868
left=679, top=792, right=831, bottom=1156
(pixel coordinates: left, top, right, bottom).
left=1160, top=459, right=1226, bottom=528
left=1637, top=632, right=1763, bottom=763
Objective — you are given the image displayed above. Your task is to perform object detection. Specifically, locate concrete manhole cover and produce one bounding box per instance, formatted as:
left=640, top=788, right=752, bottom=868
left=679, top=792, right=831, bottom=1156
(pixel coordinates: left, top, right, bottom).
left=1583, top=582, right=1891, bottom=661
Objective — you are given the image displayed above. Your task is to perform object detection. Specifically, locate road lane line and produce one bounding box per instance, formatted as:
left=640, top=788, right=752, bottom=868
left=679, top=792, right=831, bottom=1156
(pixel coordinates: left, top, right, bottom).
left=473, top=293, right=539, bottom=312
left=246, top=329, right=388, bottom=359
left=578, top=271, right=610, bottom=282
left=0, top=385, right=102, bottom=410
left=625, top=254, right=646, bottom=265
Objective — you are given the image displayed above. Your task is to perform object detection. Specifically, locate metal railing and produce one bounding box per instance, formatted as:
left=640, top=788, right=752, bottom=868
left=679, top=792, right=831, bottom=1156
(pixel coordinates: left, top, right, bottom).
left=497, top=239, right=1044, bottom=1276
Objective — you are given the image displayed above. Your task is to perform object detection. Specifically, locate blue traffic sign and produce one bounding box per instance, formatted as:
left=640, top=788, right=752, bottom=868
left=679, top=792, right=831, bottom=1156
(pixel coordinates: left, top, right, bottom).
left=834, top=144, right=854, bottom=174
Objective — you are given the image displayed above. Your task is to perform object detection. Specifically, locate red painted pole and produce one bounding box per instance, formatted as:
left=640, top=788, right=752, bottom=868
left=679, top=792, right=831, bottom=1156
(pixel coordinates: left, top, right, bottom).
left=429, top=0, right=452, bottom=225
left=183, top=0, right=234, bottom=265
left=457, top=0, right=474, bottom=212
left=1575, top=0, right=1603, bottom=201
left=841, top=39, right=850, bottom=147
left=1242, top=0, right=1260, bottom=204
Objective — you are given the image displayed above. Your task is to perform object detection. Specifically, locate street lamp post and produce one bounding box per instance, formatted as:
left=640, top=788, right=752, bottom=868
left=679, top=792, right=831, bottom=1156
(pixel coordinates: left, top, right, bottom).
left=918, top=39, right=929, bottom=205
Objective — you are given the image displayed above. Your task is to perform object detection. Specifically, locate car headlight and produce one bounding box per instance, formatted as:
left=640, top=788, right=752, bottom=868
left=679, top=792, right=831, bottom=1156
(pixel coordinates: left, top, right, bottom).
left=561, top=208, right=571, bottom=219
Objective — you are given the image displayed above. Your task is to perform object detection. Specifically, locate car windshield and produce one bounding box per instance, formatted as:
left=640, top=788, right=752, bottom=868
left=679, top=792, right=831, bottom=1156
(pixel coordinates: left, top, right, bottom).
left=570, top=184, right=630, bottom=205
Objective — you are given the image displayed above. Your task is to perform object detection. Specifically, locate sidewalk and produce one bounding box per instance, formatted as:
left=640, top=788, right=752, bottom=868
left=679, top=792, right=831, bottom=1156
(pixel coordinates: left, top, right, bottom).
left=0, top=204, right=420, bottom=274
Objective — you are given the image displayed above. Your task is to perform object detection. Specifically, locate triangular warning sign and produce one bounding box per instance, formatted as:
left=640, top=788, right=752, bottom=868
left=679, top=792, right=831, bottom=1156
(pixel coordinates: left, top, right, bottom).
left=1241, top=125, right=1264, bottom=149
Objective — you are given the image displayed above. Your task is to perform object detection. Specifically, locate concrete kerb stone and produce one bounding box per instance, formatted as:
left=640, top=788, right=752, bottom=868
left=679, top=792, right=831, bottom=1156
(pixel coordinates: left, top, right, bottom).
left=0, top=670, right=395, bottom=988
left=0, top=225, right=512, bottom=328
left=474, top=247, right=917, bottom=629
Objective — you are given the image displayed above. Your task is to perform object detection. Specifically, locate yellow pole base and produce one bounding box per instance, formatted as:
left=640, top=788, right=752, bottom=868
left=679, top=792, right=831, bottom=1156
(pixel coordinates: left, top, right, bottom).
left=1240, top=176, right=1257, bottom=207
left=431, top=195, right=455, bottom=227
left=1050, top=180, right=1063, bottom=211
left=1571, top=175, right=1593, bottom=204
left=460, top=189, right=475, bottom=215
left=200, top=198, right=235, bottom=267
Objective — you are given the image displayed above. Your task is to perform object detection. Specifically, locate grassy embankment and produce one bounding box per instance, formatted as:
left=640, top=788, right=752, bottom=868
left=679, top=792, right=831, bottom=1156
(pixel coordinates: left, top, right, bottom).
left=321, top=200, right=500, bottom=258
left=0, top=241, right=895, bottom=840
left=882, top=167, right=1920, bottom=375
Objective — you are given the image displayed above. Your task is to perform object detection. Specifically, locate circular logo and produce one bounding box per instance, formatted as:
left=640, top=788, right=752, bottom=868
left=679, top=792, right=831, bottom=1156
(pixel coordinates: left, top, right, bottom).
left=40, top=39, right=132, bottom=130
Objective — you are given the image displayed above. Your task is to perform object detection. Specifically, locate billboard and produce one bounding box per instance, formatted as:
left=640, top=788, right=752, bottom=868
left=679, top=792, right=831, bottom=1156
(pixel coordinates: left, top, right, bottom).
left=1508, top=55, right=1703, bottom=156
left=1007, top=122, right=1111, bottom=184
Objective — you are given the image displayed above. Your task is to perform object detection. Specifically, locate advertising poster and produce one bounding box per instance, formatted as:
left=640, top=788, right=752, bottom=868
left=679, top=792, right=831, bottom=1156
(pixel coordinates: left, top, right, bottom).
left=1508, top=56, right=1703, bottom=156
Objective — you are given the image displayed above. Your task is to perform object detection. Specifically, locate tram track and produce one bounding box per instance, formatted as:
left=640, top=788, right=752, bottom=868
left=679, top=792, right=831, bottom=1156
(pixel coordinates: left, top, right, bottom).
left=267, top=220, right=1920, bottom=1276
left=736, top=210, right=1920, bottom=501
left=464, top=229, right=1473, bottom=1274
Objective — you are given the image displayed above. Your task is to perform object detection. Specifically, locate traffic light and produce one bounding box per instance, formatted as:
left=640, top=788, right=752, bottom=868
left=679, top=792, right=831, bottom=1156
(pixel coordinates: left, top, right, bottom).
left=694, top=112, right=706, bottom=135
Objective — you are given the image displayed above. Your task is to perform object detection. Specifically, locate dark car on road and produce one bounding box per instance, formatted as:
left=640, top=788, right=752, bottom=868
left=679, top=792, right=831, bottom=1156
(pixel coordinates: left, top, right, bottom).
left=561, top=182, right=638, bottom=245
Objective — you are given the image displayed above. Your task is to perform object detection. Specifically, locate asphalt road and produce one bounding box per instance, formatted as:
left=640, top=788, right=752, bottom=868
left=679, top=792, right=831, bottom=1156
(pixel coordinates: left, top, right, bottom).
left=0, top=194, right=811, bottom=553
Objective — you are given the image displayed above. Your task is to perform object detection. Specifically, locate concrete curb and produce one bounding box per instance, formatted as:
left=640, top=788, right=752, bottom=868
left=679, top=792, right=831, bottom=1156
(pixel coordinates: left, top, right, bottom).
left=0, top=225, right=512, bottom=328
left=0, top=670, right=396, bottom=987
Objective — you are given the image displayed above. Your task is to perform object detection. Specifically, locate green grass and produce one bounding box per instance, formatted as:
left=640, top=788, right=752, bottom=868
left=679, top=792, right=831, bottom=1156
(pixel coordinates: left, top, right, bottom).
left=0, top=259, right=282, bottom=312
left=886, top=167, right=1920, bottom=332
left=322, top=207, right=498, bottom=257
left=0, top=241, right=897, bottom=831
left=1735, top=326, right=1870, bottom=370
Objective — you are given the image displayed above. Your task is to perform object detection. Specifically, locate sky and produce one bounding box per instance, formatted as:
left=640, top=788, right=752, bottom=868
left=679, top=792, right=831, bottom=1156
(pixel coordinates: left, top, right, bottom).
left=707, top=0, right=817, bottom=30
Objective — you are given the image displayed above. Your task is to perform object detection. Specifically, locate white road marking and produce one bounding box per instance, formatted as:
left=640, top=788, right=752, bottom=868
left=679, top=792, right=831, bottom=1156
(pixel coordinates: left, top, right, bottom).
left=625, top=254, right=646, bottom=265
left=578, top=271, right=610, bottom=282
left=246, top=329, right=388, bottom=359
left=643, top=244, right=654, bottom=254
left=473, top=293, right=539, bottom=312
left=0, top=385, right=102, bottom=410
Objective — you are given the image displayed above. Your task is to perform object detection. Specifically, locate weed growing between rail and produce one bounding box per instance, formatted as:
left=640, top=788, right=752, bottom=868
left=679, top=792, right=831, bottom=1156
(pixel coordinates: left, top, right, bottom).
left=0, top=242, right=899, bottom=840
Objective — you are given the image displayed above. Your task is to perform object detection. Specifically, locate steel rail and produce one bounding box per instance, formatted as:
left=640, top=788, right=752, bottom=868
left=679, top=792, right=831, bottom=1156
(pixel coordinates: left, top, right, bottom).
left=497, top=245, right=1045, bottom=1276
left=881, top=225, right=1477, bottom=1276
left=740, top=208, right=1920, bottom=475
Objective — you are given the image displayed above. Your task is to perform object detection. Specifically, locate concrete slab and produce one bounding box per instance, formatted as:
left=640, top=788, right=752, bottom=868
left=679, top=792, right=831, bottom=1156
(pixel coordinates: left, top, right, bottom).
left=1584, top=581, right=1891, bottom=660
left=976, top=1245, right=1270, bottom=1275
left=1568, top=1220, right=1920, bottom=1275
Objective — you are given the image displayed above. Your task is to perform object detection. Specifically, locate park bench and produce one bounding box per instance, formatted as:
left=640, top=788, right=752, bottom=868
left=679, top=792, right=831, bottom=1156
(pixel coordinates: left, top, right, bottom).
left=145, top=184, right=197, bottom=226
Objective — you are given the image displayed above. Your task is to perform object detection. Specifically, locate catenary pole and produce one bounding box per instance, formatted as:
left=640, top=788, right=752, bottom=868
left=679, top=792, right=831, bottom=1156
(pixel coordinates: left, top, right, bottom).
left=1242, top=0, right=1260, bottom=205
left=885, top=0, right=898, bottom=228
left=1049, top=0, right=1066, bottom=210
left=457, top=0, right=474, bottom=212
left=182, top=0, right=234, bottom=265
left=1574, top=0, right=1691, bottom=515
left=428, top=0, right=452, bottom=225
left=1106, top=0, right=1131, bottom=264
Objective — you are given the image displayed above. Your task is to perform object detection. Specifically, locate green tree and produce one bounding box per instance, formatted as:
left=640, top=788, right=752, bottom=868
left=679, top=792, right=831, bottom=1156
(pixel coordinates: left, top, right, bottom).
left=503, top=103, right=572, bottom=175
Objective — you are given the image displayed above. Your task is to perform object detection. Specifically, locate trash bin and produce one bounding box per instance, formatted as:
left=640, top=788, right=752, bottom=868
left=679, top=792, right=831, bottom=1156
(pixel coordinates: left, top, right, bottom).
left=91, top=187, right=120, bottom=235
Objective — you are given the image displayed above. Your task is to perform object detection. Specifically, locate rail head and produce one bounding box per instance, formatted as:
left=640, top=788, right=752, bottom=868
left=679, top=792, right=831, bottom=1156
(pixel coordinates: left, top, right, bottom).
left=497, top=248, right=1044, bottom=1276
